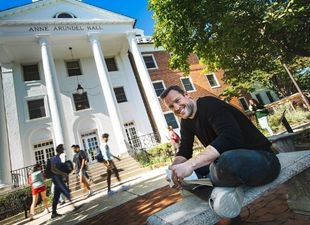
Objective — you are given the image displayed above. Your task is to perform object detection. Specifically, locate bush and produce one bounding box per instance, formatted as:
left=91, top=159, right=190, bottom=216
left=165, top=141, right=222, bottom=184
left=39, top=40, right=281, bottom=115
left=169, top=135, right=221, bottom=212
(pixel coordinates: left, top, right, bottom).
left=268, top=107, right=310, bottom=134
left=0, top=180, right=52, bottom=221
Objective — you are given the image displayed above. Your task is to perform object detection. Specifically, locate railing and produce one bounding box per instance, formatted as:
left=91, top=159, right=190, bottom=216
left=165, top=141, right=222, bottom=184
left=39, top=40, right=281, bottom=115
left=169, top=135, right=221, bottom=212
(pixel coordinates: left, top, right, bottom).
left=10, top=164, right=36, bottom=188
left=126, top=133, right=161, bottom=162
left=128, top=133, right=161, bottom=150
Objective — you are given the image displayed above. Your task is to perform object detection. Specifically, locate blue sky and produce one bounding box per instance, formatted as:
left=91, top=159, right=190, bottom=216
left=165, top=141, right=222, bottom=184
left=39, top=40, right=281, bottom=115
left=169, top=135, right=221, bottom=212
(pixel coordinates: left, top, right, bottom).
left=0, top=0, right=155, bottom=35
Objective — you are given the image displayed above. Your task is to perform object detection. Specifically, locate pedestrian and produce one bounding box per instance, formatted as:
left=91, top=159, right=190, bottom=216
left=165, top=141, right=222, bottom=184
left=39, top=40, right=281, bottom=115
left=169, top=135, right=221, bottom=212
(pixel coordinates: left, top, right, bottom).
left=160, top=85, right=280, bottom=222
left=28, top=163, right=50, bottom=221
left=72, top=145, right=93, bottom=197
left=100, top=133, right=122, bottom=195
left=249, top=98, right=274, bottom=136
left=50, top=144, right=79, bottom=219
left=168, top=125, right=180, bottom=155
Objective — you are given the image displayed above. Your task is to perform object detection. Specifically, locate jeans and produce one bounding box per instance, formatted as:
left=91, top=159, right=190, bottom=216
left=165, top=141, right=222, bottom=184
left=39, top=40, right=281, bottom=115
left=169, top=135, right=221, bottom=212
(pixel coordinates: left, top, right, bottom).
left=195, top=149, right=281, bottom=187
left=51, top=175, right=71, bottom=214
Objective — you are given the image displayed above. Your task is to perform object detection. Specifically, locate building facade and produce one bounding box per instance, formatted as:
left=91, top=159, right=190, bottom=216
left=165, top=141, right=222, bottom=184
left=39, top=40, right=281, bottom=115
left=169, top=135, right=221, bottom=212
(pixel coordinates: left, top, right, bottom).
left=0, top=0, right=279, bottom=187
left=0, top=0, right=170, bottom=185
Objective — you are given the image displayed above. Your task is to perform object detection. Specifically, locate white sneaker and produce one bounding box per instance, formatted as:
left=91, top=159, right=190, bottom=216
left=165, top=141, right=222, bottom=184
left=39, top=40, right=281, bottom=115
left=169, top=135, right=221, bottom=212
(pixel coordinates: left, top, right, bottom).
left=209, top=186, right=244, bottom=218
left=86, top=189, right=93, bottom=198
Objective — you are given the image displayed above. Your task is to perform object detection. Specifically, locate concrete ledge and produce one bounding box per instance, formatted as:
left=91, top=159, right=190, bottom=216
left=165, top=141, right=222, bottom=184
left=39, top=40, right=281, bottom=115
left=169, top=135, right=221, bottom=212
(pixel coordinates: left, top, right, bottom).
left=147, top=150, right=310, bottom=225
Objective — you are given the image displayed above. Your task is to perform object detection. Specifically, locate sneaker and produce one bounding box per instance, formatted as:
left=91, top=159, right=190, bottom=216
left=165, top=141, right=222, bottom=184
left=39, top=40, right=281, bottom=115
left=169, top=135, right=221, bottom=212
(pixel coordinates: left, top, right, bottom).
left=51, top=213, right=63, bottom=219
left=59, top=200, right=66, bottom=205
left=209, top=186, right=244, bottom=218
left=43, top=209, right=50, bottom=214
left=86, top=189, right=93, bottom=197
left=107, top=190, right=116, bottom=196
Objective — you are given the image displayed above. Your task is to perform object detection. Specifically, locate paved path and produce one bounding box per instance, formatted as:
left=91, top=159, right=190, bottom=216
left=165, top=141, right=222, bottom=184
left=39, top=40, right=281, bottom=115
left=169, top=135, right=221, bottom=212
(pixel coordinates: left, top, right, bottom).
left=15, top=167, right=168, bottom=225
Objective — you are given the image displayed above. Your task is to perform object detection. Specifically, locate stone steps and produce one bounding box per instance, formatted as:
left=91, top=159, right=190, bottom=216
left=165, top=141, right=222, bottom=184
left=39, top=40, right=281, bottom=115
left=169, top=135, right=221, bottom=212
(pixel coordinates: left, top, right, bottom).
left=69, top=154, right=150, bottom=198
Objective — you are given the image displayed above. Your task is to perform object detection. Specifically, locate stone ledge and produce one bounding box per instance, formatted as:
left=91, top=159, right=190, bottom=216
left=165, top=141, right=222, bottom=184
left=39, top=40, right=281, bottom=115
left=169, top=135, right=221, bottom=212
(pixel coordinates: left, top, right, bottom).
left=147, top=150, right=310, bottom=225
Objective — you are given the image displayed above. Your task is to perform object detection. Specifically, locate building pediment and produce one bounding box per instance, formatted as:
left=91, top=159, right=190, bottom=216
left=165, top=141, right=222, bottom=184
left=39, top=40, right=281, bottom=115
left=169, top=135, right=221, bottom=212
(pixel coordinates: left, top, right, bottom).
left=0, top=0, right=135, bottom=26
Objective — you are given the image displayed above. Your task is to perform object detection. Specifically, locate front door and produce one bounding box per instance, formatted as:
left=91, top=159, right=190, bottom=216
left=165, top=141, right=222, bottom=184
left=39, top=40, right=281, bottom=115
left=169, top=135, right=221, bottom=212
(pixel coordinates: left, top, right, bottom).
left=81, top=131, right=100, bottom=164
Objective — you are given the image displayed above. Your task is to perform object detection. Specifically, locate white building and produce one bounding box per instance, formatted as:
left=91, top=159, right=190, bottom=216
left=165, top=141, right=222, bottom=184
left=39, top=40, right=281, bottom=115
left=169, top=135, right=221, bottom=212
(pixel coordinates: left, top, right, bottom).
left=0, top=0, right=169, bottom=186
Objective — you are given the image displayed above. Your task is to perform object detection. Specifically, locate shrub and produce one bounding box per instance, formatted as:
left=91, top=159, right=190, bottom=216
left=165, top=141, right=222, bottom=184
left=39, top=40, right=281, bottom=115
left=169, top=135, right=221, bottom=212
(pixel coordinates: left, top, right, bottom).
left=0, top=179, right=52, bottom=221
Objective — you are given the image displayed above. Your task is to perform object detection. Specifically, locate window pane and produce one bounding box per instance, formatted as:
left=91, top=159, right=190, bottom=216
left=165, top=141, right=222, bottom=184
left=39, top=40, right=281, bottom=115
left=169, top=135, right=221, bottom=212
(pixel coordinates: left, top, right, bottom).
left=206, top=74, right=218, bottom=87
left=27, top=99, right=46, bottom=119
left=153, top=82, right=165, bottom=96
left=143, top=55, right=156, bottom=69
left=238, top=98, right=249, bottom=111
left=23, top=64, right=40, bottom=81
left=73, top=93, right=90, bottom=110
left=181, top=78, right=194, bottom=91
left=66, top=60, right=82, bottom=76
left=164, top=113, right=178, bottom=129
left=255, top=94, right=264, bottom=105
left=105, top=58, right=118, bottom=71
left=266, top=91, right=274, bottom=102
left=113, top=87, right=127, bottom=103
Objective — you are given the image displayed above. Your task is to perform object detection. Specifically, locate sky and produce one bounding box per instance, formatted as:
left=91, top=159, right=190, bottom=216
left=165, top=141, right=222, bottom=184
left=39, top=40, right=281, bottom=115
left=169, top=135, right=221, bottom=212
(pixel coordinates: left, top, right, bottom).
left=0, top=0, right=155, bottom=35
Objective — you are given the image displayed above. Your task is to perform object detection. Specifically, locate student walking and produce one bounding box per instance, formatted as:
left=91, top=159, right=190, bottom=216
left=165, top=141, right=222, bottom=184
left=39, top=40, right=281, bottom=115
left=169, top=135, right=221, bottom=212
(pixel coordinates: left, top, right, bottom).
left=50, top=144, right=79, bottom=219
left=28, top=163, right=50, bottom=221
left=100, top=133, right=122, bottom=195
left=168, top=125, right=180, bottom=155
left=72, top=144, right=92, bottom=197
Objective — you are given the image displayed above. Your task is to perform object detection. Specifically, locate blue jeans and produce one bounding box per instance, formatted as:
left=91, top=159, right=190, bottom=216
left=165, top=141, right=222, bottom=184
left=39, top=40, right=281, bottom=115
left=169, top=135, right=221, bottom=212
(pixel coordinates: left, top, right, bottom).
left=51, top=175, right=71, bottom=214
left=195, top=149, right=281, bottom=187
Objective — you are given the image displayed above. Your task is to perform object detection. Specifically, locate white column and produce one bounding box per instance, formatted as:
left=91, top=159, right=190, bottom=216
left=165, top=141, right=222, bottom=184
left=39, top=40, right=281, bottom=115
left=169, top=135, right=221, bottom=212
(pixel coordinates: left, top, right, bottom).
left=88, top=34, right=128, bottom=153
left=37, top=37, right=64, bottom=145
left=0, top=65, right=14, bottom=183
left=1, top=64, right=24, bottom=171
left=127, top=32, right=168, bottom=141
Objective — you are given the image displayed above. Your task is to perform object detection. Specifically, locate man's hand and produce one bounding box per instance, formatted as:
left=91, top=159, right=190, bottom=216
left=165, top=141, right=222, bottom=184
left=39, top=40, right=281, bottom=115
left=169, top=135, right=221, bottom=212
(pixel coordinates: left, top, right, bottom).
left=170, top=161, right=194, bottom=189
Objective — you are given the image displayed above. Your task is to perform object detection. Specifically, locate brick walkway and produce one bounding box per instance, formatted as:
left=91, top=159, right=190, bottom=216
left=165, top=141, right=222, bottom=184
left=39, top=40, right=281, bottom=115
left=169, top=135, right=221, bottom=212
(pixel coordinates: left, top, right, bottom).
left=79, top=184, right=310, bottom=225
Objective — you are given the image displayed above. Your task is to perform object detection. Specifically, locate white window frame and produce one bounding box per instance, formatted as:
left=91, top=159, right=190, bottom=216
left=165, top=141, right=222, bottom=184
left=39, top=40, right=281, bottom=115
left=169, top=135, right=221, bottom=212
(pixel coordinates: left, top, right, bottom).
left=238, top=97, right=249, bottom=111
left=142, top=54, right=158, bottom=70
left=205, top=73, right=220, bottom=88
left=152, top=80, right=166, bottom=97
left=163, top=111, right=180, bottom=129
left=180, top=77, right=196, bottom=93
left=25, top=95, right=49, bottom=121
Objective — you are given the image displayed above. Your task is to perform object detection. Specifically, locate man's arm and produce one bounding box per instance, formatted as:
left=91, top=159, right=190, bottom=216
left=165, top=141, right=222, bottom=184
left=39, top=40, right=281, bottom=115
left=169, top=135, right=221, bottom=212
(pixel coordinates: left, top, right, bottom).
left=51, top=160, right=67, bottom=177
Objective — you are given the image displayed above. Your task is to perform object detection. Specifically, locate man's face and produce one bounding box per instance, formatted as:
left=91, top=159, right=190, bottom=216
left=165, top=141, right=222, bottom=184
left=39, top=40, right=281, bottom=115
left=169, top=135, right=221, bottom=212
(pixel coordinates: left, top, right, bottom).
left=163, top=90, right=196, bottom=119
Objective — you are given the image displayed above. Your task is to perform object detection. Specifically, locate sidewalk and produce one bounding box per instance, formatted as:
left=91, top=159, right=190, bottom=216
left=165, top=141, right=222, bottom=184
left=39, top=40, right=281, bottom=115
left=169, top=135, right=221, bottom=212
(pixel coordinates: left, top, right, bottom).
left=14, top=167, right=168, bottom=225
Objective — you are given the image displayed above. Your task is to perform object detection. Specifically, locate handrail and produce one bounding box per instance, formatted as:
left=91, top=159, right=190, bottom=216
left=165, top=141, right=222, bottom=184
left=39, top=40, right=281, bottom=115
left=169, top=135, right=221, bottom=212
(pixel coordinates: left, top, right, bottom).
left=10, top=164, right=36, bottom=188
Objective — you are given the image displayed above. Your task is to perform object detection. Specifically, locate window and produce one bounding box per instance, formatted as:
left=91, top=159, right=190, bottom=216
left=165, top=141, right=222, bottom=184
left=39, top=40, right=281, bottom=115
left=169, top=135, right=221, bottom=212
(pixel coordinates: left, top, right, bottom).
left=266, top=91, right=274, bottom=103
left=152, top=81, right=165, bottom=97
left=23, top=64, right=40, bottom=81
left=238, top=97, right=249, bottom=111
left=255, top=94, right=264, bottom=105
left=66, top=60, right=82, bottom=76
left=124, top=121, right=141, bottom=148
left=81, top=131, right=99, bottom=163
left=73, top=92, right=90, bottom=111
left=53, top=12, right=76, bottom=18
left=164, top=112, right=179, bottom=129
left=27, top=99, right=46, bottom=120
left=206, top=74, right=220, bottom=88
left=181, top=77, right=195, bottom=92
left=34, top=140, right=54, bottom=166
left=105, top=58, right=118, bottom=71
left=113, top=87, right=127, bottom=103
left=142, top=54, right=157, bottom=69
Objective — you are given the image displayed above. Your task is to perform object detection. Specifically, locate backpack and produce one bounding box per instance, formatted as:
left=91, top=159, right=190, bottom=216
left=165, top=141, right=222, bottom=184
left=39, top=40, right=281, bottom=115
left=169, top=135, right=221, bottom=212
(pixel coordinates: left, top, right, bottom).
left=44, top=158, right=53, bottom=179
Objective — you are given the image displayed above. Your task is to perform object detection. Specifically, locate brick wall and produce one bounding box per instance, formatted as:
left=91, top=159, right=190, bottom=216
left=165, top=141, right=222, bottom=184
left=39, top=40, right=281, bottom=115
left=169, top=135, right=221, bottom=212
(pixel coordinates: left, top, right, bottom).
left=144, top=51, right=244, bottom=112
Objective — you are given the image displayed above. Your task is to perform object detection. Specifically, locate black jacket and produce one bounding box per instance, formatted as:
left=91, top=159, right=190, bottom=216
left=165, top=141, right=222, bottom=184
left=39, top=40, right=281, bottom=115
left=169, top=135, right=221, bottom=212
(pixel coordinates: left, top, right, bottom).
left=178, top=96, right=272, bottom=159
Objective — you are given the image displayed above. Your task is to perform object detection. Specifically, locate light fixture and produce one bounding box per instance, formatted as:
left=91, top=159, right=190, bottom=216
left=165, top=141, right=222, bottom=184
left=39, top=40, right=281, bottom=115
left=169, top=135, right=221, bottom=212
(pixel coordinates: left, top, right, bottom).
left=76, top=84, right=84, bottom=95
left=69, top=47, right=84, bottom=95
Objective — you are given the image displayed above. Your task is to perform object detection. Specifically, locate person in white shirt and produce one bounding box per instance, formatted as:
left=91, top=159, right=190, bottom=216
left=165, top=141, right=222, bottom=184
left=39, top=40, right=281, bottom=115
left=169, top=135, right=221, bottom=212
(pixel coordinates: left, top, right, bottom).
left=100, top=133, right=121, bottom=195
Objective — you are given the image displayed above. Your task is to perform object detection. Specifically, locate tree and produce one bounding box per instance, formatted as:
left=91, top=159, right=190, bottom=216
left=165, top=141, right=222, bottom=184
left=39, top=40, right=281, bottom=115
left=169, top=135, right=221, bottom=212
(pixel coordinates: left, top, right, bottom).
left=149, top=0, right=310, bottom=98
